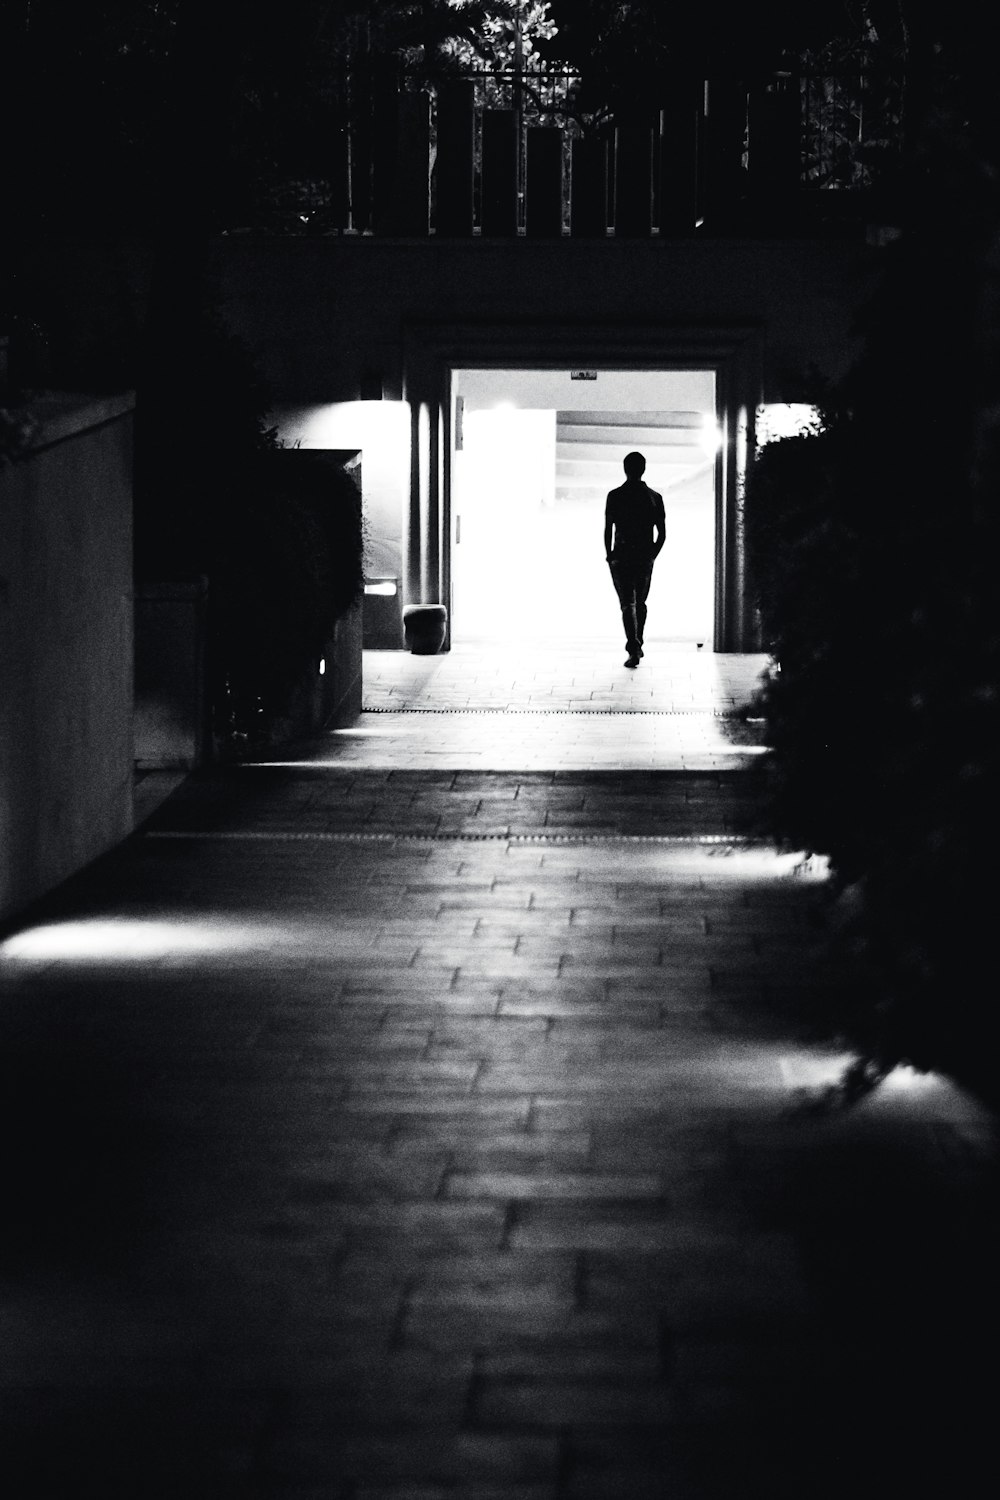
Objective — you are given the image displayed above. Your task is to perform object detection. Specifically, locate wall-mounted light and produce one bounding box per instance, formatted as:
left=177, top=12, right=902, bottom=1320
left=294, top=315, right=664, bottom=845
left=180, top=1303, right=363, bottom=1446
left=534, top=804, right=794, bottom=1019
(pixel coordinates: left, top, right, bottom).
left=364, top=579, right=398, bottom=596
left=699, top=412, right=723, bottom=456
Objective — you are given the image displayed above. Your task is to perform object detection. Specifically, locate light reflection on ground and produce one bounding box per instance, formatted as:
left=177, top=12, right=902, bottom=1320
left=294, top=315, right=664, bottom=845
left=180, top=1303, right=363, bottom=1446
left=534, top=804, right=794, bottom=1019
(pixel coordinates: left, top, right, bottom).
left=0, top=918, right=262, bottom=964
left=248, top=709, right=770, bottom=772
left=0, top=845, right=831, bottom=970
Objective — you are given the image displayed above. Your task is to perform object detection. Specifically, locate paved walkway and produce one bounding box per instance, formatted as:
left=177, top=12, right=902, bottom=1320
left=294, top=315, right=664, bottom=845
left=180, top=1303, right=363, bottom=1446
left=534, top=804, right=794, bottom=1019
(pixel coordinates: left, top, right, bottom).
left=1, top=646, right=996, bottom=1498
left=327, top=644, right=771, bottom=772
left=363, top=644, right=768, bottom=714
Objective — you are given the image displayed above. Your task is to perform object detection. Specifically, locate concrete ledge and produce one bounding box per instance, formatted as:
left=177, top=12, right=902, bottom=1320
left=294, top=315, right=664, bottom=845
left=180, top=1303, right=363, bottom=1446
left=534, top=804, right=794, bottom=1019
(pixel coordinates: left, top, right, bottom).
left=20, top=390, right=136, bottom=452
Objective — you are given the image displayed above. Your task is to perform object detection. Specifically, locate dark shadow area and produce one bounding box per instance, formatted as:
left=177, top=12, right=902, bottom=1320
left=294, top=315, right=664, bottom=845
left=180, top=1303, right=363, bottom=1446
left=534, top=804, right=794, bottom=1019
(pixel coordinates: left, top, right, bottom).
left=1, top=763, right=995, bottom=1499
left=0, top=1003, right=164, bottom=1276
left=734, top=1116, right=1000, bottom=1494
left=140, top=765, right=775, bottom=840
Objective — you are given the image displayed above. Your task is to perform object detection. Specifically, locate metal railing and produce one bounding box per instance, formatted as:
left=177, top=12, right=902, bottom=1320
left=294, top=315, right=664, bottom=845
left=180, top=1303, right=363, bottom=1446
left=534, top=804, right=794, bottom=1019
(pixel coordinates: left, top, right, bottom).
left=242, top=68, right=906, bottom=238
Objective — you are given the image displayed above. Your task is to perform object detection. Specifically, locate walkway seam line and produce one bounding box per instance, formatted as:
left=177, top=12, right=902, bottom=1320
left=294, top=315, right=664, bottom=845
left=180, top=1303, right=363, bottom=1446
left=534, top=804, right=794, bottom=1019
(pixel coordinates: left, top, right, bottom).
left=143, top=830, right=763, bottom=846
left=362, top=706, right=754, bottom=718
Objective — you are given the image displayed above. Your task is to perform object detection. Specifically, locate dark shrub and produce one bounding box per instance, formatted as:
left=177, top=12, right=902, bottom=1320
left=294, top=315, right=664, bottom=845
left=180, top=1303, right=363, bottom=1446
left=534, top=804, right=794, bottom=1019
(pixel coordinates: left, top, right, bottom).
left=135, top=262, right=364, bottom=751
left=746, top=176, right=1000, bottom=1101
left=211, top=451, right=364, bottom=745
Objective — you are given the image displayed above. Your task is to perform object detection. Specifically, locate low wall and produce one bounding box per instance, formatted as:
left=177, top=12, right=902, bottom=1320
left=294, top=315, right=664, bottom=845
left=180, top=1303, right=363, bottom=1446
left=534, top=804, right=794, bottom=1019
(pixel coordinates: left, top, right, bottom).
left=0, top=393, right=135, bottom=925
left=134, top=576, right=208, bottom=770
left=273, top=597, right=363, bottom=744
left=327, top=598, right=363, bottom=728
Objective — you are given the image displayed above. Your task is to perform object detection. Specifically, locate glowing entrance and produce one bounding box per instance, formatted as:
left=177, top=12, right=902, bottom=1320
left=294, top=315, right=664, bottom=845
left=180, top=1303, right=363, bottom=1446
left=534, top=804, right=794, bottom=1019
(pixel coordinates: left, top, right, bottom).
left=451, top=369, right=718, bottom=646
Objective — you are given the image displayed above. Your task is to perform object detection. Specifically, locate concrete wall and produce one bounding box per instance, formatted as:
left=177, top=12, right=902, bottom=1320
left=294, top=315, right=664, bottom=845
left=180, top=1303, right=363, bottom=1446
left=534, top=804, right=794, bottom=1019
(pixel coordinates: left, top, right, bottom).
left=271, top=597, right=363, bottom=743
left=325, top=598, right=363, bottom=728
left=0, top=394, right=135, bottom=926
left=134, top=576, right=208, bottom=771
left=215, top=234, right=879, bottom=652
left=456, top=368, right=718, bottom=412
left=215, top=235, right=880, bottom=407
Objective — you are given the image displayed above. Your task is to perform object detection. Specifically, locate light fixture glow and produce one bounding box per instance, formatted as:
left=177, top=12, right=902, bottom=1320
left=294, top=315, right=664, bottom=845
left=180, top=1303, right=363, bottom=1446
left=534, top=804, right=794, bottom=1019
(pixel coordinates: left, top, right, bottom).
left=756, top=404, right=823, bottom=446
left=318, top=658, right=326, bottom=675
left=699, top=413, right=723, bottom=456
left=278, top=400, right=409, bottom=453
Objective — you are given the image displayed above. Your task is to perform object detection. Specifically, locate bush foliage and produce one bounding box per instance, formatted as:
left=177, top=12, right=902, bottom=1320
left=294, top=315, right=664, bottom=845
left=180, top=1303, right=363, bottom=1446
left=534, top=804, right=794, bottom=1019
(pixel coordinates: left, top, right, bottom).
left=212, top=452, right=364, bottom=746
left=134, top=261, right=364, bottom=751
left=746, top=137, right=1000, bottom=1099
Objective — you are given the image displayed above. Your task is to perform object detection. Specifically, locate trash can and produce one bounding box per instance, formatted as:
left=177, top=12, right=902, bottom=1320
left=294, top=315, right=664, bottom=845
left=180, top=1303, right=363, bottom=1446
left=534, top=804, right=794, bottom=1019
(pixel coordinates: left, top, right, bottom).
left=403, top=604, right=448, bottom=655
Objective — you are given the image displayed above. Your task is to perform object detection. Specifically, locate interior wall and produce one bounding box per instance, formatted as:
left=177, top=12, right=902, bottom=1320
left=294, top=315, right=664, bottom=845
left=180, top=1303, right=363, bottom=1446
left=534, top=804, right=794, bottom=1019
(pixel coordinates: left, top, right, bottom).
left=452, top=409, right=559, bottom=640
left=452, top=370, right=717, bottom=645
left=458, top=369, right=715, bottom=412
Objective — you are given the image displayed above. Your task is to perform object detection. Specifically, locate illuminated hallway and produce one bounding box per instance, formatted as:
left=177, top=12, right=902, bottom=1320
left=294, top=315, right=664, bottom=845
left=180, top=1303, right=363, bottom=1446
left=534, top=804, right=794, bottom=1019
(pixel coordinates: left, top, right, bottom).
left=1, top=648, right=996, bottom=1498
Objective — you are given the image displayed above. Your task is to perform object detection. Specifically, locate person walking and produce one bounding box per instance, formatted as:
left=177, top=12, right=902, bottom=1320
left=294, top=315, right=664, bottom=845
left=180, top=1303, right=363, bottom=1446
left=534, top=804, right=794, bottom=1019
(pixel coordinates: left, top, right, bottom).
left=604, top=451, right=666, bottom=668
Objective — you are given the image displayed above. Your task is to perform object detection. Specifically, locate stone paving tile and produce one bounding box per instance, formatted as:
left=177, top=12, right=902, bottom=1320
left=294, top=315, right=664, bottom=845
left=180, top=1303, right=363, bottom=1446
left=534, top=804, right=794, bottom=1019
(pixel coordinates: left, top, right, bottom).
left=3, top=657, right=998, bottom=1498
left=443, top=1171, right=664, bottom=1201
left=476, top=1378, right=675, bottom=1431
left=262, top=1428, right=561, bottom=1489
left=363, top=642, right=769, bottom=714
left=247, top=643, right=771, bottom=772
left=352, top=1489, right=555, bottom=1500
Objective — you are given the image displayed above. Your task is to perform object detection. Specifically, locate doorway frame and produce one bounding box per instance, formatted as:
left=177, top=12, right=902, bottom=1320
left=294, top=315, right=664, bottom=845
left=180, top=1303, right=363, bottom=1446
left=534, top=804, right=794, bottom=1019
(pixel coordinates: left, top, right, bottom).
left=401, top=321, right=764, bottom=652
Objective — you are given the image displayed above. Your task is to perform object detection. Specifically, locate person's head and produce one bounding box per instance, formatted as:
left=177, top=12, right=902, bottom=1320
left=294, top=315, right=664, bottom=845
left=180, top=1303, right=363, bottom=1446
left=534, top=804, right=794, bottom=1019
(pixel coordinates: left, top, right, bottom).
left=623, top=451, right=646, bottom=479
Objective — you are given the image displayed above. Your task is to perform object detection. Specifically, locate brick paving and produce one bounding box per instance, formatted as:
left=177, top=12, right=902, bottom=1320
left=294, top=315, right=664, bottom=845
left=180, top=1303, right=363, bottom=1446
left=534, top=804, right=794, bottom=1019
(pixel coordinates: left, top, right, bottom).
left=313, top=644, right=772, bottom=772
left=362, top=643, right=768, bottom=715
left=1, top=647, right=997, bottom=1497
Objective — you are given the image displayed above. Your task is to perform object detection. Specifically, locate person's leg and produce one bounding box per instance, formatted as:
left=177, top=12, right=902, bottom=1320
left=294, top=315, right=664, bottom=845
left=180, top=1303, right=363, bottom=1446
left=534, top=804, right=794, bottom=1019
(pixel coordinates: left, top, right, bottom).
left=621, top=590, right=640, bottom=655
left=634, top=565, right=654, bottom=650
left=611, top=563, right=641, bottom=660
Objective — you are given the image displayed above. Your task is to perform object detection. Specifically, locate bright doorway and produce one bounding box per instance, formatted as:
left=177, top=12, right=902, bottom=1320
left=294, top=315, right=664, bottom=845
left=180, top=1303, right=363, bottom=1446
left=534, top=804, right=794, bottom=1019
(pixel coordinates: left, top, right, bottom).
left=451, top=369, right=718, bottom=646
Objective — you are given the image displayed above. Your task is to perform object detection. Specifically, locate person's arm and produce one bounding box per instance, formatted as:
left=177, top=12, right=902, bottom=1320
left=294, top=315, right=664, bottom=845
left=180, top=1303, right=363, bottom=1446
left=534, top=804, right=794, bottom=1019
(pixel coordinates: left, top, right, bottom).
left=604, top=497, right=615, bottom=562
left=651, top=494, right=666, bottom=560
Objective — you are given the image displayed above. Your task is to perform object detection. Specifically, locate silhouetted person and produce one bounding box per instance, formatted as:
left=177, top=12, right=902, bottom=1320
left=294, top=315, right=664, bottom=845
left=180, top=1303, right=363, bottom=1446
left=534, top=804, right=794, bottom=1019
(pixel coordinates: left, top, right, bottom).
left=604, top=451, right=665, bottom=667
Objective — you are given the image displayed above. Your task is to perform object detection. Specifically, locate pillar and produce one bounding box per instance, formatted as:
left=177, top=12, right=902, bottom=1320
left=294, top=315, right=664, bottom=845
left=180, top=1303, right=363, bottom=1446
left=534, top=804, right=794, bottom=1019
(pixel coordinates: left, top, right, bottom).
left=405, top=390, right=447, bottom=614
left=658, top=85, right=700, bottom=234
left=716, top=363, right=760, bottom=651
left=526, top=127, right=563, bottom=237
left=374, top=89, right=431, bottom=236
left=482, top=110, right=518, bottom=236
left=570, top=138, right=608, bottom=237
left=436, top=81, right=475, bottom=236
left=614, top=123, right=653, bottom=236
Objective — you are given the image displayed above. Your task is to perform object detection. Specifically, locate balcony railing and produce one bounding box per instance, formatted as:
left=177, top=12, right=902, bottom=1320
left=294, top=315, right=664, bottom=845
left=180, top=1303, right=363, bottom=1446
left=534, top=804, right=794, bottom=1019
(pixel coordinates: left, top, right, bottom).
left=244, top=69, right=905, bottom=239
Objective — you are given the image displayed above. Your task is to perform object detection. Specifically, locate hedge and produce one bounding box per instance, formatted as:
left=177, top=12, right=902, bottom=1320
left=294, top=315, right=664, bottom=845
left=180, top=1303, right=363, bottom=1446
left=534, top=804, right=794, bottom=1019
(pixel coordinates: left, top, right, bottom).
left=746, top=161, right=1000, bottom=1102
